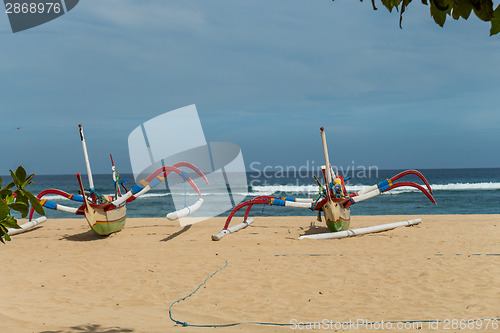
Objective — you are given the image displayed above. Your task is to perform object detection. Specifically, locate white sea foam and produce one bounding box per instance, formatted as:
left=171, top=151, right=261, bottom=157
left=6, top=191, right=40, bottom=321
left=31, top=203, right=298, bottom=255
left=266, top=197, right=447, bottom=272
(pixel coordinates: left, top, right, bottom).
left=251, top=182, right=500, bottom=196
left=251, top=184, right=319, bottom=196
left=430, top=182, right=500, bottom=190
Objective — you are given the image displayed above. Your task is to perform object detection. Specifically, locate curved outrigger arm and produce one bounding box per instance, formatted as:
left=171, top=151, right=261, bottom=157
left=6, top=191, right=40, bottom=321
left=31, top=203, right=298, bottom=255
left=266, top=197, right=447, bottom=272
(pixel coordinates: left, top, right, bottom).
left=212, top=196, right=314, bottom=241
left=352, top=170, right=433, bottom=198
left=111, top=165, right=209, bottom=220
left=171, top=162, right=209, bottom=185
left=28, top=189, right=85, bottom=221
left=347, top=170, right=436, bottom=207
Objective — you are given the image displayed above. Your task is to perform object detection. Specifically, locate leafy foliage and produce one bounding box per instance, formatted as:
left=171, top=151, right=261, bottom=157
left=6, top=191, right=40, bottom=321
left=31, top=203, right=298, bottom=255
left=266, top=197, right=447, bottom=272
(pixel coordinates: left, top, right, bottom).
left=340, top=0, right=500, bottom=35
left=0, top=166, right=44, bottom=244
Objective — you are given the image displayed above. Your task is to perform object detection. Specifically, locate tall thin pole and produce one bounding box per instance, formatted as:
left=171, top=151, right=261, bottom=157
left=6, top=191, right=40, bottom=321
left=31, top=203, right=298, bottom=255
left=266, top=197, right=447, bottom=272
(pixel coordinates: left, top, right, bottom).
left=78, top=124, right=95, bottom=198
left=320, top=127, right=335, bottom=185
left=110, top=154, right=121, bottom=197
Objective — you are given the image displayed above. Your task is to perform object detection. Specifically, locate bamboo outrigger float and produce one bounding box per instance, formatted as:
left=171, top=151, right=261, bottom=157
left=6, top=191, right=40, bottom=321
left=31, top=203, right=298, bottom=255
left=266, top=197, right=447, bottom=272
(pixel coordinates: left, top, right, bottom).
left=23, top=124, right=209, bottom=236
left=212, top=127, right=436, bottom=241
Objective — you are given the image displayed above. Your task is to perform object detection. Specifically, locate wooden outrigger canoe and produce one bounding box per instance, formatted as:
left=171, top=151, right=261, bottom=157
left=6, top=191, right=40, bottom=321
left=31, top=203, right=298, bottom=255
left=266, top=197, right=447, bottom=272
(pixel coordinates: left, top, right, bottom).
left=212, top=127, right=436, bottom=241
left=22, top=124, right=208, bottom=237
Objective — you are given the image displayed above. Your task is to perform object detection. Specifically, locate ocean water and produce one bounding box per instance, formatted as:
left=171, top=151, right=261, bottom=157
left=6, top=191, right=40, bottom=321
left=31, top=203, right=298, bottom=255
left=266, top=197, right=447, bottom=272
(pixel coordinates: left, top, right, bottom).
left=7, top=168, right=500, bottom=220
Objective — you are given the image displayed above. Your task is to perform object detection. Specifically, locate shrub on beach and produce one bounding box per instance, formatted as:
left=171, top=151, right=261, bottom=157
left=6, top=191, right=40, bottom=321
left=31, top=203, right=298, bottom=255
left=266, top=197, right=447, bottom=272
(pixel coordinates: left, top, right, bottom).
left=0, top=166, right=44, bottom=244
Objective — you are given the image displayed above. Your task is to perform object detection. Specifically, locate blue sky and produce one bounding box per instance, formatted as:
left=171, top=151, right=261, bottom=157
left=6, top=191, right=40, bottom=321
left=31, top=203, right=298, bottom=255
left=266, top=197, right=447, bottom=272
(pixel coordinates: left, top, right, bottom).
left=1, top=0, right=499, bottom=175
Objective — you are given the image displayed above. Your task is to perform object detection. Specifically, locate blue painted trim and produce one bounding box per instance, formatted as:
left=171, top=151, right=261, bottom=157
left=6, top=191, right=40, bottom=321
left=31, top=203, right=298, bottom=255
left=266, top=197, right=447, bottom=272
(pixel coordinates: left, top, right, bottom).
left=272, top=199, right=285, bottom=206
left=179, top=171, right=190, bottom=180
left=132, top=184, right=144, bottom=194
left=44, top=200, right=57, bottom=210
left=377, top=179, right=390, bottom=192
left=149, top=178, right=161, bottom=188
left=72, top=195, right=84, bottom=202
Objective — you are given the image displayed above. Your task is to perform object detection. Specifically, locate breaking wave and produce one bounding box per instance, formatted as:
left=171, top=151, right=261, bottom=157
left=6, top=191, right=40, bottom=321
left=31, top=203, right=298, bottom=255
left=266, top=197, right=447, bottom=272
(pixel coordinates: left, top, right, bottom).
left=249, top=182, right=500, bottom=196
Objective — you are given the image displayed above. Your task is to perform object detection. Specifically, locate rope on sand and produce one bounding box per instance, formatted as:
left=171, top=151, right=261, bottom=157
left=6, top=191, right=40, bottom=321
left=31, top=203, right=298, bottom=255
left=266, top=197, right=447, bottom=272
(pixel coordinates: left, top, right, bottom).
left=168, top=260, right=292, bottom=328
left=168, top=260, right=500, bottom=328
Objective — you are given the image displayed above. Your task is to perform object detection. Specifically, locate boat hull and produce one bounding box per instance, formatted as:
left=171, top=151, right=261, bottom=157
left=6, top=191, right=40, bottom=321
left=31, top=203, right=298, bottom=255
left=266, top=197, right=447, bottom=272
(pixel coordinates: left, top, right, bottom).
left=322, top=201, right=351, bottom=232
left=84, top=205, right=127, bottom=236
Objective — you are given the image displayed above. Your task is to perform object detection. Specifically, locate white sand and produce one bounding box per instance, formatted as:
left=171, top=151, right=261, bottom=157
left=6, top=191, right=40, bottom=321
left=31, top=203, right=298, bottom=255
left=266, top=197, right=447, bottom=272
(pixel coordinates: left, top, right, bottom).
left=1, top=214, right=499, bottom=332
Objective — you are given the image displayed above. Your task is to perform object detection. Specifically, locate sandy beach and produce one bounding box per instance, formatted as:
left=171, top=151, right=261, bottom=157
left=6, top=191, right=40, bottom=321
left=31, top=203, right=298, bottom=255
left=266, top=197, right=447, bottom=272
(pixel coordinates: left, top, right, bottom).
left=1, top=214, right=499, bottom=333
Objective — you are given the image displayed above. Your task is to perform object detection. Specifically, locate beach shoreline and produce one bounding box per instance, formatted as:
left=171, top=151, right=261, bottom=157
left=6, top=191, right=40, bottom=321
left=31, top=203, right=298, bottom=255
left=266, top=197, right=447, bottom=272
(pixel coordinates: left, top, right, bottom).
left=2, top=215, right=499, bottom=332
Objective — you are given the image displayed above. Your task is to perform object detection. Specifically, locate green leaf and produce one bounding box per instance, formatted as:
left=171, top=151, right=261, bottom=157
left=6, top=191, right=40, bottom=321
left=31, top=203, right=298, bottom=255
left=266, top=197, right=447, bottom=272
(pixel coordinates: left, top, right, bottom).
left=0, top=222, right=11, bottom=242
left=9, top=169, right=21, bottom=187
left=433, top=0, right=450, bottom=11
left=26, top=173, right=35, bottom=185
left=9, top=202, right=29, bottom=218
left=452, top=0, right=473, bottom=19
left=0, top=200, right=10, bottom=220
left=15, top=166, right=27, bottom=186
left=4, top=194, right=15, bottom=204
left=1, top=181, right=15, bottom=192
left=0, top=188, right=13, bottom=200
left=22, top=189, right=45, bottom=216
left=381, top=0, right=403, bottom=12
left=471, top=0, right=494, bottom=21
left=430, top=0, right=450, bottom=26
left=0, top=176, right=2, bottom=189
left=490, top=4, right=500, bottom=35
left=15, top=190, right=29, bottom=207
left=1, top=216, right=21, bottom=229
